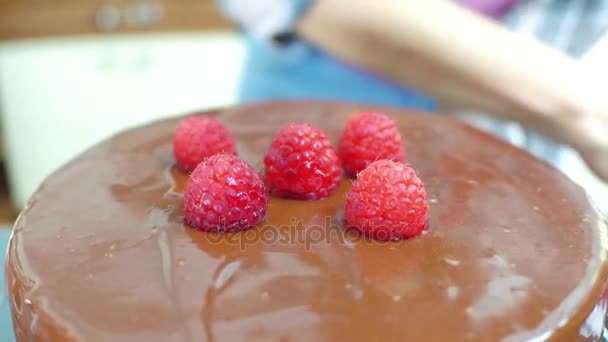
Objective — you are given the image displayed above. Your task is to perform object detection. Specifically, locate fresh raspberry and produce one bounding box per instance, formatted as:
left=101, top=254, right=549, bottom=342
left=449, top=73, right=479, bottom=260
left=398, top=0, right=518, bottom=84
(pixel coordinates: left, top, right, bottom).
left=173, top=115, right=237, bottom=172
left=264, top=123, right=342, bottom=200
left=338, top=112, right=405, bottom=177
left=345, top=159, right=427, bottom=240
left=184, top=154, right=268, bottom=232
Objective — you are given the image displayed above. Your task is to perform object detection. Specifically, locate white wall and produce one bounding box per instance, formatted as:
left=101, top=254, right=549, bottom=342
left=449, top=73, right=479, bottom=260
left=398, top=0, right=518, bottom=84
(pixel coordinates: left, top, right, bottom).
left=0, top=32, right=246, bottom=209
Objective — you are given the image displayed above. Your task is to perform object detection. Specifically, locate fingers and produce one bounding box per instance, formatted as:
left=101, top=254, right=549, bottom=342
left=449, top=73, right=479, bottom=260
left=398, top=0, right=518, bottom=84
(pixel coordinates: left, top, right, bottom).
left=582, top=149, right=608, bottom=183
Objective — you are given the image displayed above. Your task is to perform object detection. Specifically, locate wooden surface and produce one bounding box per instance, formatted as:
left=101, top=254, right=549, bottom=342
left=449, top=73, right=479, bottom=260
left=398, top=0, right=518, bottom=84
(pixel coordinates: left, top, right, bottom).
left=0, top=0, right=233, bottom=41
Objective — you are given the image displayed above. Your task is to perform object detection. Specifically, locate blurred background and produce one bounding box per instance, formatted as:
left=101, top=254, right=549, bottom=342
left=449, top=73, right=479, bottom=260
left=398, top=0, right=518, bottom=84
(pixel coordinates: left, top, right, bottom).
left=0, top=0, right=607, bottom=225
left=0, top=0, right=244, bottom=217
left=1, top=0, right=608, bottom=224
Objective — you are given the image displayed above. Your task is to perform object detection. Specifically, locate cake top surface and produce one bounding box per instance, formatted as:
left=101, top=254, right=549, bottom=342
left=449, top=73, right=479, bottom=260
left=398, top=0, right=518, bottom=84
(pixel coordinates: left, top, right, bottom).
left=7, top=101, right=608, bottom=341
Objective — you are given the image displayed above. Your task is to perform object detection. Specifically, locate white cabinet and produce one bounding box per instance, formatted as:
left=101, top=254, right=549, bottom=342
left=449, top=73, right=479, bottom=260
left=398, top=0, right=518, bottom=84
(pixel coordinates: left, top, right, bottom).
left=0, top=32, right=245, bottom=208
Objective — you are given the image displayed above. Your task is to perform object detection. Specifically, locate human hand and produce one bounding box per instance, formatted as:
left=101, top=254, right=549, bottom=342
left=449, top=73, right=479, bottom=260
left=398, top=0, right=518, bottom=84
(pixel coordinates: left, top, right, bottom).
left=552, top=94, right=608, bottom=182
left=571, top=34, right=608, bottom=182
left=571, top=113, right=608, bottom=182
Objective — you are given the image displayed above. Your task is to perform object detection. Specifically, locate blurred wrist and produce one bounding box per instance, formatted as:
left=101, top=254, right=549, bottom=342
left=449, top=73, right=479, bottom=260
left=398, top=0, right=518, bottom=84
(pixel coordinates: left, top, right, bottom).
left=544, top=83, right=605, bottom=150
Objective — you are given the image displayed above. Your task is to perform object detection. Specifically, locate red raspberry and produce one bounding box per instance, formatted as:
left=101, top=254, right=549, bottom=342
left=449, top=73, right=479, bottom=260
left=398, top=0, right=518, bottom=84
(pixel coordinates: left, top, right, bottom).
left=173, top=115, right=237, bottom=172
left=184, top=154, right=268, bottom=232
left=338, top=112, right=405, bottom=177
left=345, top=159, right=427, bottom=240
left=264, top=123, right=342, bottom=200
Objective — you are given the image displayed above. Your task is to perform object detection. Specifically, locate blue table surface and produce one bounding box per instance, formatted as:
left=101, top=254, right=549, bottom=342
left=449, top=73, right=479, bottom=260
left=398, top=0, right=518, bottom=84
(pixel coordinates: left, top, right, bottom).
left=1, top=229, right=15, bottom=341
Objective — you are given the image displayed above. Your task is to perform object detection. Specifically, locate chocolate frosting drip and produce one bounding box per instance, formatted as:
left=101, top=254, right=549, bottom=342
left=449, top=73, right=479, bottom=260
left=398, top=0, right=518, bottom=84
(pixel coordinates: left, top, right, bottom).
left=6, top=101, right=608, bottom=341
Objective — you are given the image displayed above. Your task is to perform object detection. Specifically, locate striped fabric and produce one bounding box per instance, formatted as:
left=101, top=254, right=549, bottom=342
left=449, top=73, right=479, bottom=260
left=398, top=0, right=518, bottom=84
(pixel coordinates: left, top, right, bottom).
left=218, top=0, right=608, bottom=55
left=468, top=0, right=608, bottom=164
left=504, top=0, right=608, bottom=56
left=216, top=0, right=313, bottom=43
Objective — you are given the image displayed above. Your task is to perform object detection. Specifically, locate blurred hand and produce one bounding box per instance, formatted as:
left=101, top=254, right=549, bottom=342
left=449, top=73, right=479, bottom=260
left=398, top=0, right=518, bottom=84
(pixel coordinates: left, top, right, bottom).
left=297, top=0, right=606, bottom=181
left=556, top=93, right=608, bottom=182
left=574, top=113, right=608, bottom=182
left=576, top=44, right=608, bottom=182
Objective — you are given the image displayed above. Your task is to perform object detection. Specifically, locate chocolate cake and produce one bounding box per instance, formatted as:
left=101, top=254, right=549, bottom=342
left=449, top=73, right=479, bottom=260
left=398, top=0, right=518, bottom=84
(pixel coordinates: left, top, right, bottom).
left=5, top=101, right=608, bottom=341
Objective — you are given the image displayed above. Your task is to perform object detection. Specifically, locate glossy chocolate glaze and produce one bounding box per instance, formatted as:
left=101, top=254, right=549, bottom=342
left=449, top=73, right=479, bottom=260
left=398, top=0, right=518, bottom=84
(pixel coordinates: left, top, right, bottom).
left=6, top=101, right=608, bottom=341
